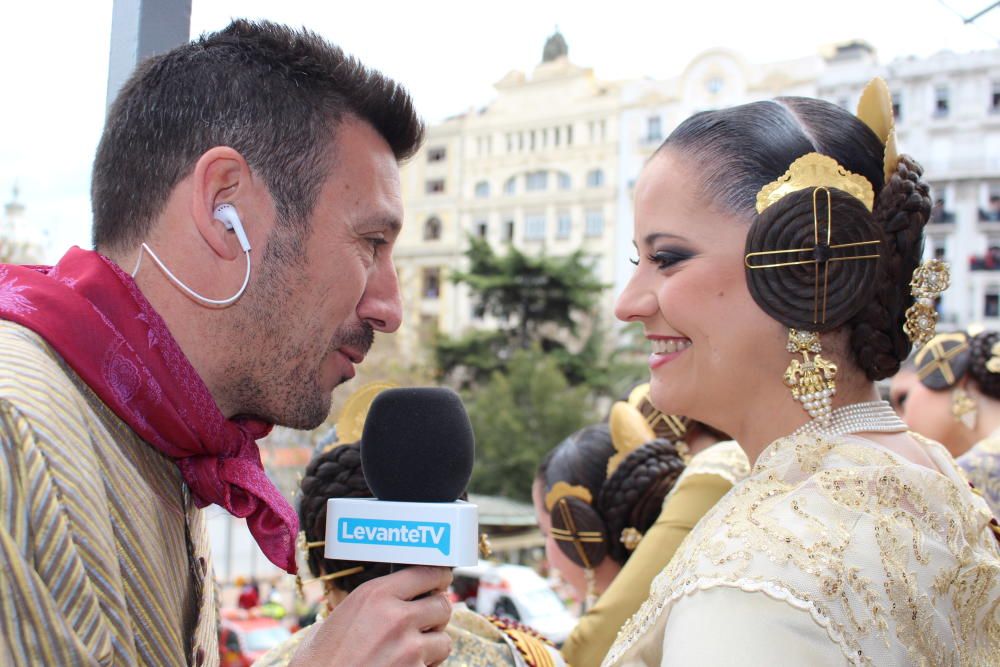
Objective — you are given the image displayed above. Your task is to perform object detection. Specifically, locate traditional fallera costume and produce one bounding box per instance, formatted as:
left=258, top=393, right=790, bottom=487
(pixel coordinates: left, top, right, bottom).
left=0, top=249, right=298, bottom=666
left=602, top=79, right=1000, bottom=666
left=562, top=386, right=749, bottom=667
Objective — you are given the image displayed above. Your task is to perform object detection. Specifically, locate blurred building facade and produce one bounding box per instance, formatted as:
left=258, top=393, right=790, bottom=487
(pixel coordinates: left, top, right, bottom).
left=1, top=185, right=46, bottom=264
left=395, top=34, right=1000, bottom=351
left=817, top=43, right=1000, bottom=329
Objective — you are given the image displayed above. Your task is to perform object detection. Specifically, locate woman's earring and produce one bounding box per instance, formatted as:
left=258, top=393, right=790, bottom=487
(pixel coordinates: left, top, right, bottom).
left=583, top=567, right=598, bottom=611
left=952, top=387, right=977, bottom=430
left=784, top=329, right=837, bottom=425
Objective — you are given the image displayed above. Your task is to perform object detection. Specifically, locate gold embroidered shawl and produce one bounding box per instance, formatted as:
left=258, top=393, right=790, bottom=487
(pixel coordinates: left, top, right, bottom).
left=603, top=433, right=1000, bottom=667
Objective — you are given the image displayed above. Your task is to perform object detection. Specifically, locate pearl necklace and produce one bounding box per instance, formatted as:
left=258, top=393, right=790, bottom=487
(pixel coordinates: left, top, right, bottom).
left=793, top=400, right=907, bottom=437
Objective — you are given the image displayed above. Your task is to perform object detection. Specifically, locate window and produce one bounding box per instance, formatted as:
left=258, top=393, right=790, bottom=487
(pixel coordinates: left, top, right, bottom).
left=474, top=181, right=490, bottom=198
left=706, top=77, right=723, bottom=95
left=554, top=126, right=561, bottom=146
left=934, top=246, right=947, bottom=261
left=475, top=220, right=488, bottom=238
left=566, top=124, right=573, bottom=145
left=585, top=209, right=604, bottom=237
left=934, top=86, right=949, bottom=117
left=586, top=169, right=604, bottom=188
left=427, top=147, right=446, bottom=163
left=557, top=172, right=571, bottom=190
left=423, top=217, right=442, bottom=241
left=892, top=92, right=902, bottom=120
left=524, top=213, right=546, bottom=240
left=425, top=179, right=445, bottom=194
left=422, top=267, right=441, bottom=300
left=646, top=116, right=662, bottom=143
left=504, top=220, right=515, bottom=243
left=992, top=82, right=1000, bottom=112
left=556, top=211, right=571, bottom=239
left=986, top=291, right=1000, bottom=318
left=526, top=171, right=548, bottom=191
left=530, top=130, right=536, bottom=151
left=504, top=176, right=516, bottom=195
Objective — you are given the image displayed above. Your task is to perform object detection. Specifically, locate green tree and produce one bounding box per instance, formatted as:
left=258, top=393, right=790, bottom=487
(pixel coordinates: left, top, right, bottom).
left=466, top=346, right=596, bottom=501
left=436, top=236, right=607, bottom=386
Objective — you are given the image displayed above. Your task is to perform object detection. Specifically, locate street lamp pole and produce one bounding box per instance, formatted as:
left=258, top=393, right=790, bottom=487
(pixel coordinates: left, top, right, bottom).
left=106, top=0, right=192, bottom=111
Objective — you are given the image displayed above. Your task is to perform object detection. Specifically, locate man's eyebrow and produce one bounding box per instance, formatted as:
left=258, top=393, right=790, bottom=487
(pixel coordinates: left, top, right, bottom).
left=358, top=215, right=402, bottom=234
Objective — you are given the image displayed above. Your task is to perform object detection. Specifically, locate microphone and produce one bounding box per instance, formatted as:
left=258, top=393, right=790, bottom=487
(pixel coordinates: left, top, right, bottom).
left=325, top=387, right=479, bottom=567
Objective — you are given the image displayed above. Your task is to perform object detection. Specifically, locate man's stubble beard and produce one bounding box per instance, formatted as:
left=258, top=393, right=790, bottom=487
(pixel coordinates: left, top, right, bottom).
left=218, top=226, right=372, bottom=430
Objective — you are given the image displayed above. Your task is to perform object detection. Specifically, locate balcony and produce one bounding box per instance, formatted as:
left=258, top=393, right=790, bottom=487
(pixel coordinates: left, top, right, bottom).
left=979, top=208, right=1000, bottom=223
left=929, top=206, right=956, bottom=224
left=970, top=248, right=1000, bottom=271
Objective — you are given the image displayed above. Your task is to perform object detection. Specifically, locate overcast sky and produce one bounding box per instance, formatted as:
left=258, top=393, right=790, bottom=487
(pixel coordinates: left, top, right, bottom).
left=2, top=0, right=999, bottom=261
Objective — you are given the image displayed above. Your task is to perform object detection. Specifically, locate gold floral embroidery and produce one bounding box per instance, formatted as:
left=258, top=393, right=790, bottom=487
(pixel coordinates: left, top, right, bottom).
left=603, top=433, right=1000, bottom=667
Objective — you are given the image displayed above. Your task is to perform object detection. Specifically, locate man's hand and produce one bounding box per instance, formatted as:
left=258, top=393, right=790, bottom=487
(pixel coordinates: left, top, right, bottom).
left=288, top=566, right=454, bottom=667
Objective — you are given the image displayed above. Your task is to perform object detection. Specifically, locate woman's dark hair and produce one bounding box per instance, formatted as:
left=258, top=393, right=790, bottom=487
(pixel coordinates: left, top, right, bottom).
left=298, top=442, right=390, bottom=593
left=92, top=19, right=424, bottom=252
left=967, top=331, right=1000, bottom=400
left=660, top=97, right=931, bottom=380
left=536, top=423, right=685, bottom=567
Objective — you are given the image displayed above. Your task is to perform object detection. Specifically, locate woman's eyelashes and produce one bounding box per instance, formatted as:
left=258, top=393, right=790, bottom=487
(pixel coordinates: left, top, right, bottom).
left=646, top=249, right=693, bottom=271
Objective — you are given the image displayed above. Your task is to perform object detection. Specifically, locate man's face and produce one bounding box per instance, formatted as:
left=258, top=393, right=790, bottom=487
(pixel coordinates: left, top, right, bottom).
left=225, top=117, right=403, bottom=429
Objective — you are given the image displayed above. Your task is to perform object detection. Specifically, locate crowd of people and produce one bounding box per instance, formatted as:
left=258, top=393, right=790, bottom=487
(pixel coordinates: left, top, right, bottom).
left=0, top=18, right=997, bottom=667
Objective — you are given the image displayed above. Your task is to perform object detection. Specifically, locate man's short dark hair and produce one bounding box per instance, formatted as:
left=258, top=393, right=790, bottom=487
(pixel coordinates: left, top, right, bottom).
left=91, top=19, right=424, bottom=250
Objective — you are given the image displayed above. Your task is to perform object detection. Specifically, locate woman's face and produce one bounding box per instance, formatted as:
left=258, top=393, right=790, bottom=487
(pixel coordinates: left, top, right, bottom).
left=614, top=150, right=787, bottom=431
left=531, top=479, right=588, bottom=601
left=892, top=371, right=966, bottom=453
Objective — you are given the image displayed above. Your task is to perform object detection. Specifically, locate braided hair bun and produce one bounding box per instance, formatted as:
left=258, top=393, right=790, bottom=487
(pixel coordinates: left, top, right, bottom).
left=537, top=424, right=685, bottom=568
left=848, top=155, right=931, bottom=380
left=745, top=188, right=882, bottom=332
left=298, top=443, right=390, bottom=592
left=968, top=331, right=1000, bottom=400
left=598, top=439, right=685, bottom=564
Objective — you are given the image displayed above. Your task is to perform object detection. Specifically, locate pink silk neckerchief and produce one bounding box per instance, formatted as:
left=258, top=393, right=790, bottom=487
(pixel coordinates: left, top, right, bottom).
left=0, top=247, right=297, bottom=572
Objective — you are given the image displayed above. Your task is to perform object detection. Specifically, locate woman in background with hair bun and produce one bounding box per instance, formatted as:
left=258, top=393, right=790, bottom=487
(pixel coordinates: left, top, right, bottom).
left=532, top=392, right=747, bottom=667
left=892, top=330, right=1000, bottom=516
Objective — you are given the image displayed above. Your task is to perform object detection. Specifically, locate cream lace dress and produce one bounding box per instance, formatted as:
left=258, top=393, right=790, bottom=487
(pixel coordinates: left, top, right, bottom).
left=602, top=433, right=1000, bottom=667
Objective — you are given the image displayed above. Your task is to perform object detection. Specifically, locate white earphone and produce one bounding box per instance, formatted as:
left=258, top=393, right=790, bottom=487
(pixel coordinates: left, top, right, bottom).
left=130, top=204, right=252, bottom=307
left=213, top=203, right=252, bottom=253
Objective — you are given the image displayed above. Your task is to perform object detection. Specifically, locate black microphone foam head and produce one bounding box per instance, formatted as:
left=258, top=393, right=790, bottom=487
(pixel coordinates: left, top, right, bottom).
left=361, top=387, right=475, bottom=502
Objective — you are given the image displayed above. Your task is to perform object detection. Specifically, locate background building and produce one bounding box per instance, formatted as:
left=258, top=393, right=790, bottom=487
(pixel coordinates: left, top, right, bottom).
left=1, top=185, right=46, bottom=264
left=396, top=34, right=1000, bottom=342
left=816, top=43, right=1000, bottom=328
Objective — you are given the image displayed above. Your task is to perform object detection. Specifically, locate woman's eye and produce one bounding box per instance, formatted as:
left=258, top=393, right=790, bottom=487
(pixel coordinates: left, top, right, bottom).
left=647, top=250, right=691, bottom=270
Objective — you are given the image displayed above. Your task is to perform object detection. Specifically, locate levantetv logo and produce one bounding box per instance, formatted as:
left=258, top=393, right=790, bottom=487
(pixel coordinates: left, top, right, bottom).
left=338, top=517, right=451, bottom=556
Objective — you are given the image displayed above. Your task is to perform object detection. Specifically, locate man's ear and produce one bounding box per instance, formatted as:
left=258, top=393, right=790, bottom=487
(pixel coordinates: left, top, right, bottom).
left=189, top=146, right=253, bottom=261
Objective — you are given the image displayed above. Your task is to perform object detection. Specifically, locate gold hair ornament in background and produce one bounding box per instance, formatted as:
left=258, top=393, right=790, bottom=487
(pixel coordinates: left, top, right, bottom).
left=323, top=381, right=399, bottom=452
left=856, top=77, right=901, bottom=184
left=606, top=401, right=657, bottom=477
left=627, top=383, right=691, bottom=459
left=620, top=527, right=643, bottom=552
left=987, top=341, right=1000, bottom=374
left=903, top=259, right=950, bottom=347
left=784, top=329, right=838, bottom=425
left=294, top=531, right=366, bottom=598
left=543, top=481, right=593, bottom=512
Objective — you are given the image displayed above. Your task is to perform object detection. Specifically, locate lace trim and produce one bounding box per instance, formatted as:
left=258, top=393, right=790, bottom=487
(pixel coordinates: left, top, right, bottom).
left=603, top=577, right=862, bottom=667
